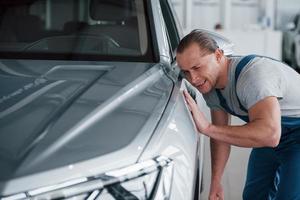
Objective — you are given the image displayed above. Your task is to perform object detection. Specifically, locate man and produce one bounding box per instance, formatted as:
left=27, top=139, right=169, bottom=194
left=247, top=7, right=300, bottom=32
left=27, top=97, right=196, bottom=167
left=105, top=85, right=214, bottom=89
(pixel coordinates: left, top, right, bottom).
left=176, top=30, right=300, bottom=200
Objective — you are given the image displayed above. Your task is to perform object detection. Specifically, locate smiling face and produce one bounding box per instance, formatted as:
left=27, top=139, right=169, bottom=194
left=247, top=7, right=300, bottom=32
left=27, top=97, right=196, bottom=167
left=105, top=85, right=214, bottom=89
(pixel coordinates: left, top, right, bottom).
left=177, top=42, right=224, bottom=94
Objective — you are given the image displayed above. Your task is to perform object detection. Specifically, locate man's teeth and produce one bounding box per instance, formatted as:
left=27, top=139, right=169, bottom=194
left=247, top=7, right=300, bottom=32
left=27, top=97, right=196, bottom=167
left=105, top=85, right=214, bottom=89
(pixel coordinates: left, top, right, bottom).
left=200, top=80, right=206, bottom=86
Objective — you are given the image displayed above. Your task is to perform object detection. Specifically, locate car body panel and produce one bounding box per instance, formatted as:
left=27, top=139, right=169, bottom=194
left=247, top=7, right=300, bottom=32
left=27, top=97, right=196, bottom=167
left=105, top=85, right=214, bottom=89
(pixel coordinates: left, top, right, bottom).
left=138, top=80, right=205, bottom=200
left=0, top=0, right=234, bottom=199
left=0, top=60, right=176, bottom=195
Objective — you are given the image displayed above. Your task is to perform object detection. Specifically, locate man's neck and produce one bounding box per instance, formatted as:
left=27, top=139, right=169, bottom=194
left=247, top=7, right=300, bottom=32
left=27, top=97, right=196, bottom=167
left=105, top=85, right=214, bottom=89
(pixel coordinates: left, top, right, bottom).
left=216, top=56, right=230, bottom=90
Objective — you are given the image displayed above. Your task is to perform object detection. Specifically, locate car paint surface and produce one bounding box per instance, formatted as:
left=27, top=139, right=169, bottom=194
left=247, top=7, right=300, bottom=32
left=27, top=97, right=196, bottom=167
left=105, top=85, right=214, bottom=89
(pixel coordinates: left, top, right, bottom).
left=1, top=60, right=177, bottom=195
left=0, top=0, right=202, bottom=198
left=0, top=0, right=234, bottom=199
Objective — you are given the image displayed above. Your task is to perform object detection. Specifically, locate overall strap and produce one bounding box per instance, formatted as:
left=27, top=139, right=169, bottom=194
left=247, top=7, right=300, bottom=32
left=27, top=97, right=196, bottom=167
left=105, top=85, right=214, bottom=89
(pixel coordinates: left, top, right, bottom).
left=215, top=89, right=235, bottom=116
left=215, top=55, right=256, bottom=122
left=234, top=54, right=256, bottom=112
left=216, top=89, right=250, bottom=122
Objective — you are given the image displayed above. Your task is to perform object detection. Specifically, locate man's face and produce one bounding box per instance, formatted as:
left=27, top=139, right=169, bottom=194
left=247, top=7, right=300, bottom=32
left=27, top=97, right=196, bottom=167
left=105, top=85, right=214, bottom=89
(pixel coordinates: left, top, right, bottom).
left=177, top=43, right=221, bottom=94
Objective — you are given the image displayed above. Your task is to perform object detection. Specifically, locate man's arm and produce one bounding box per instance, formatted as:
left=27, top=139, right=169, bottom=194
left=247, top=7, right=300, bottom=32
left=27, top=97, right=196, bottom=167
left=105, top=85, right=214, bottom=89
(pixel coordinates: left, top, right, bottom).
left=183, top=91, right=281, bottom=148
left=209, top=110, right=231, bottom=200
left=206, top=96, right=281, bottom=147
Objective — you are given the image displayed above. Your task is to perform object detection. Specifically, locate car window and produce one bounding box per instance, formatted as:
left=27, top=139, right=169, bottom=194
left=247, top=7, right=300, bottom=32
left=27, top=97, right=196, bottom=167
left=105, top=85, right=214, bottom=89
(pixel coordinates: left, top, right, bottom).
left=0, top=0, right=154, bottom=61
left=159, top=0, right=180, bottom=56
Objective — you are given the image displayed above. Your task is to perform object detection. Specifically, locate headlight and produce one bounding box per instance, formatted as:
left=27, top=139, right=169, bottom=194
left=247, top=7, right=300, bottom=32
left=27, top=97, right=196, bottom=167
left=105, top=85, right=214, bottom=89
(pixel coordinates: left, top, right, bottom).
left=1, top=156, right=173, bottom=200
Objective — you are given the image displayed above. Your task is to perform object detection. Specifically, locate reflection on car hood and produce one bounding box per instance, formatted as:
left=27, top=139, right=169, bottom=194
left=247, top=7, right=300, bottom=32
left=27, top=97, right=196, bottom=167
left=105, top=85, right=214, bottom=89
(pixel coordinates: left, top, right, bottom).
left=0, top=60, right=173, bottom=183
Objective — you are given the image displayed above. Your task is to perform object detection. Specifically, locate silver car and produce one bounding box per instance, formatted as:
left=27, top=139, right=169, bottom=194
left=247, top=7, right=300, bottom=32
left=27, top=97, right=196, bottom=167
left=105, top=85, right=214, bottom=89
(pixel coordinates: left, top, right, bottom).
left=282, top=13, right=300, bottom=70
left=0, top=0, right=233, bottom=199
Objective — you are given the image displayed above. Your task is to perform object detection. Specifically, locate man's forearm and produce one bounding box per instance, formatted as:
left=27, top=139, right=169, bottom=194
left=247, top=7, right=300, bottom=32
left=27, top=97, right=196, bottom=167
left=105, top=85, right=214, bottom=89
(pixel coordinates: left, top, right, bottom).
left=204, top=97, right=282, bottom=148
left=209, top=110, right=231, bottom=184
left=206, top=119, right=280, bottom=148
left=210, top=138, right=230, bottom=182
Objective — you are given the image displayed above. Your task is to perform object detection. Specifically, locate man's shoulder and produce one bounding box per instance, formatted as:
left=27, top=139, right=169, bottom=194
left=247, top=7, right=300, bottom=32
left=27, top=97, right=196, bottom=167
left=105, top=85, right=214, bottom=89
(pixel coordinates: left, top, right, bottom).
left=238, top=56, right=278, bottom=77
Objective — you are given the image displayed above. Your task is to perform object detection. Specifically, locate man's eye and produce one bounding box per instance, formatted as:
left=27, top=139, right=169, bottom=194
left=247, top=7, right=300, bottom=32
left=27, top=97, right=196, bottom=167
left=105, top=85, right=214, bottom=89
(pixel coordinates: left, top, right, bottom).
left=180, top=71, right=187, bottom=78
left=183, top=71, right=190, bottom=77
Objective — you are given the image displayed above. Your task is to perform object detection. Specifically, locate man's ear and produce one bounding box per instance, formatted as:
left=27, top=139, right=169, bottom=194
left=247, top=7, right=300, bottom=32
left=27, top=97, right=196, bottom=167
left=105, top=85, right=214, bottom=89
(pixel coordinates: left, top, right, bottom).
left=215, top=48, right=224, bottom=62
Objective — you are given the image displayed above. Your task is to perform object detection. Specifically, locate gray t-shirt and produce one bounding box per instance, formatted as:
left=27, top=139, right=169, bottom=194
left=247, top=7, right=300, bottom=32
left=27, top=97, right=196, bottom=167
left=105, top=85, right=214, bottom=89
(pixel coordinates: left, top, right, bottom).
left=203, top=56, right=300, bottom=118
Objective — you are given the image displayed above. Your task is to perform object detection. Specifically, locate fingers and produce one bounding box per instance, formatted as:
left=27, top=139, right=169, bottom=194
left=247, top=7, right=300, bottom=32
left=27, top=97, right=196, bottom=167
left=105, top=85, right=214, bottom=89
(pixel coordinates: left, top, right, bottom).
left=209, top=195, right=223, bottom=200
left=183, top=90, right=196, bottom=105
left=183, top=91, right=193, bottom=112
left=217, top=195, right=224, bottom=200
left=183, top=90, right=192, bottom=101
left=209, top=196, right=218, bottom=200
left=183, top=90, right=199, bottom=117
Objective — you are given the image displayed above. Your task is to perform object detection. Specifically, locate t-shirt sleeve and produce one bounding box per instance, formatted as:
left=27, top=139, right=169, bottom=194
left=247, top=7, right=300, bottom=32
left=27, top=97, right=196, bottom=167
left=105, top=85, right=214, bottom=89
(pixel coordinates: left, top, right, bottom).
left=236, top=58, right=286, bottom=109
left=203, top=90, right=226, bottom=111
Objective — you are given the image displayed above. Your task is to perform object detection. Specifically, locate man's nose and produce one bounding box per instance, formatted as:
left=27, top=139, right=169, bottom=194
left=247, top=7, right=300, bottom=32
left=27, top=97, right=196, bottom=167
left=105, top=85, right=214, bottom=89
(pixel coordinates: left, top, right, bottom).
left=190, top=73, right=199, bottom=84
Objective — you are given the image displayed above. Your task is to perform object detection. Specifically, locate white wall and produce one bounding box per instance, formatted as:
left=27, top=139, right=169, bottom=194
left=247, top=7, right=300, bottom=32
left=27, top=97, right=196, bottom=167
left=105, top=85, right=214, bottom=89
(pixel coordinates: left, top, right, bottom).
left=170, top=0, right=268, bottom=32
left=170, top=0, right=294, bottom=32
left=230, top=0, right=260, bottom=30
left=190, top=0, right=221, bottom=30
left=171, top=0, right=283, bottom=60
left=216, top=30, right=282, bottom=59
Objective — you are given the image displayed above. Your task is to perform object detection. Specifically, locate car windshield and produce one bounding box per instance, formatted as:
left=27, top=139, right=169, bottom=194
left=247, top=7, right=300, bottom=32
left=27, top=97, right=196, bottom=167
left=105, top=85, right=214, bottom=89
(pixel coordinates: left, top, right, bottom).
left=0, top=0, right=154, bottom=61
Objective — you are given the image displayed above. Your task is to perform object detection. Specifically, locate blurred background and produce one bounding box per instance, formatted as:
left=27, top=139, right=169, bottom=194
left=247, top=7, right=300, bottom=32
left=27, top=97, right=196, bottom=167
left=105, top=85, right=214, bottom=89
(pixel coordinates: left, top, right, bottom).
left=170, top=0, right=300, bottom=60
left=169, top=0, right=300, bottom=199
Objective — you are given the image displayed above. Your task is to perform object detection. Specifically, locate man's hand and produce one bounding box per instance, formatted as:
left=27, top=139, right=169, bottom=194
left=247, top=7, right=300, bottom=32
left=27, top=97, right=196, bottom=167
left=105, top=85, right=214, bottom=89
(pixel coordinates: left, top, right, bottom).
left=183, top=90, right=210, bottom=133
left=209, top=181, right=224, bottom=200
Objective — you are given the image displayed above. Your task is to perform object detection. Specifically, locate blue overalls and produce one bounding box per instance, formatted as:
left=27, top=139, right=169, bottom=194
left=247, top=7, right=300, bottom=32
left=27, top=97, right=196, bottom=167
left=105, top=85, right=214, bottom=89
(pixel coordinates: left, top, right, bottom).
left=216, top=55, right=300, bottom=200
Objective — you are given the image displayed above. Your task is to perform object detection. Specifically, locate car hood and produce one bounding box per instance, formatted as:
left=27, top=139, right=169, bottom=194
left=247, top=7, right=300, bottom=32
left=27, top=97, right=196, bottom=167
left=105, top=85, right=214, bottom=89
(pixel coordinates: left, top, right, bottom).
left=0, top=60, right=173, bottom=188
